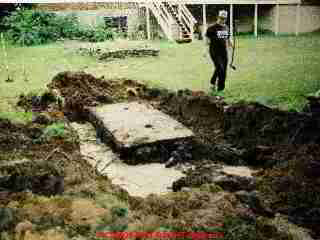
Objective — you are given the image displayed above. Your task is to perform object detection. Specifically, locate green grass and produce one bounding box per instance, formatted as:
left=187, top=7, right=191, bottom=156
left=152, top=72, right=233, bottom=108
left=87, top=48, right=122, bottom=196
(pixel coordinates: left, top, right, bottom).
left=1, top=34, right=320, bottom=122
left=0, top=110, right=33, bottom=124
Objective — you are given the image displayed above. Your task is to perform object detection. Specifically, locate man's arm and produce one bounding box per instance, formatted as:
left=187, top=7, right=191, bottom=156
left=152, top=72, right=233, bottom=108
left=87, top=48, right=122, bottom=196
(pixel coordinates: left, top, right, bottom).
left=225, top=25, right=233, bottom=49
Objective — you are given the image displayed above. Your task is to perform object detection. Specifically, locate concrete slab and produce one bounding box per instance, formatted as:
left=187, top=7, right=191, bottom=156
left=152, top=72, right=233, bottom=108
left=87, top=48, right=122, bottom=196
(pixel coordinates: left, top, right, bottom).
left=71, top=122, right=118, bottom=171
left=89, top=102, right=194, bottom=149
left=104, top=162, right=185, bottom=197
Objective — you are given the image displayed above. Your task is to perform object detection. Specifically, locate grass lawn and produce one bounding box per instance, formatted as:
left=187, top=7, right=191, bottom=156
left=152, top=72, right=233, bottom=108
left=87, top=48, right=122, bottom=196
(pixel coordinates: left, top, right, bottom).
left=1, top=33, right=320, bottom=122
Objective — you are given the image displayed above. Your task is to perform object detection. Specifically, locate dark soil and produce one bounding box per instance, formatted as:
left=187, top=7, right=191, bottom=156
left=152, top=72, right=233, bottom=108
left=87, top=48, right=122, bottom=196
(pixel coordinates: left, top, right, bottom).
left=223, top=101, right=320, bottom=147
left=255, top=144, right=320, bottom=238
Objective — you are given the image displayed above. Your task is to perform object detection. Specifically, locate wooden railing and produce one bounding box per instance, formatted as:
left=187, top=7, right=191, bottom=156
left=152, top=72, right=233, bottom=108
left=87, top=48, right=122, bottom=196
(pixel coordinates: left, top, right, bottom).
left=181, top=4, right=197, bottom=26
left=141, top=2, right=197, bottom=41
left=168, top=3, right=197, bottom=39
left=148, top=2, right=175, bottom=40
left=180, top=4, right=194, bottom=37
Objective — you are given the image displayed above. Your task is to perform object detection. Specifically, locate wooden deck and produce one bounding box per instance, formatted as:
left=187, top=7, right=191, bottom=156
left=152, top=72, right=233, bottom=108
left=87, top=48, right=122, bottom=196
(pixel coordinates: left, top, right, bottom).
left=35, top=0, right=302, bottom=5
left=162, top=0, right=302, bottom=4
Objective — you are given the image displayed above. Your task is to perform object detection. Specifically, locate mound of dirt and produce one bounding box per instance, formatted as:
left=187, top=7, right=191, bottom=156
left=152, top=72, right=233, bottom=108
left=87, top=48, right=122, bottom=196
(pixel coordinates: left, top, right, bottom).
left=47, top=71, right=114, bottom=121
left=223, top=101, right=320, bottom=148
left=256, top=144, right=320, bottom=238
left=47, top=71, right=152, bottom=121
left=48, top=71, right=114, bottom=105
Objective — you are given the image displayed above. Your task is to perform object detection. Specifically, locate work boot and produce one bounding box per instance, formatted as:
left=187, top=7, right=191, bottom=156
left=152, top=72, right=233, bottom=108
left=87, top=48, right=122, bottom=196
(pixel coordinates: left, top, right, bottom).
left=217, top=83, right=225, bottom=92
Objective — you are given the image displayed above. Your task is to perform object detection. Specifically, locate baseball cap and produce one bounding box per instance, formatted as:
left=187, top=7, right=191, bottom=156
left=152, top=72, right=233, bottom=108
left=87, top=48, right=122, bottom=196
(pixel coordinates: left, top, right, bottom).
left=218, top=10, right=228, bottom=18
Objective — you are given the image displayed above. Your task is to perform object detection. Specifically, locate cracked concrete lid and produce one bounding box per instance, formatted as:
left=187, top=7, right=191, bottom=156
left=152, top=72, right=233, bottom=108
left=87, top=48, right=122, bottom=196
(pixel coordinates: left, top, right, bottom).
left=89, top=101, right=194, bottom=148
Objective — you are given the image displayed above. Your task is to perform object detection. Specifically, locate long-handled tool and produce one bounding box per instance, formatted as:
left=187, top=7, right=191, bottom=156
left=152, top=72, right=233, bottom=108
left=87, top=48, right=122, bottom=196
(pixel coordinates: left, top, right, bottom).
left=229, top=20, right=237, bottom=70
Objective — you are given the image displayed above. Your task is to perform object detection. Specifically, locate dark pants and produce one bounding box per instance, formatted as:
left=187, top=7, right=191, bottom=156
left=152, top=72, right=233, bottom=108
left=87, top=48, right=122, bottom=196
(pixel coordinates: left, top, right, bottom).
left=209, top=47, right=228, bottom=91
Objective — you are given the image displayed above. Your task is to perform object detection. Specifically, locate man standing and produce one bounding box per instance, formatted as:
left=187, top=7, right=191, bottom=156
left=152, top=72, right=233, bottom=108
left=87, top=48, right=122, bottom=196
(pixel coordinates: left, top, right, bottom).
left=206, top=10, right=233, bottom=92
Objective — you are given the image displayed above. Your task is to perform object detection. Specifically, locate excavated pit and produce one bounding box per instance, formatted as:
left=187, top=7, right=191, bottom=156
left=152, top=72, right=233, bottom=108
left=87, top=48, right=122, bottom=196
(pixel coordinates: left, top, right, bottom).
left=46, top=71, right=320, bottom=168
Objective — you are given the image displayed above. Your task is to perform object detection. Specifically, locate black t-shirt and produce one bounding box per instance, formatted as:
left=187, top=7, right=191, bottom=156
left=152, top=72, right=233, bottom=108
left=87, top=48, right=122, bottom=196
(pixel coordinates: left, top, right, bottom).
left=206, top=23, right=230, bottom=54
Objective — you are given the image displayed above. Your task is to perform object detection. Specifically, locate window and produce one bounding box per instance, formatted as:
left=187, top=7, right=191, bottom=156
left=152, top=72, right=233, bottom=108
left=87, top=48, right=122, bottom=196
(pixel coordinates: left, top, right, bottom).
left=104, top=16, right=127, bottom=33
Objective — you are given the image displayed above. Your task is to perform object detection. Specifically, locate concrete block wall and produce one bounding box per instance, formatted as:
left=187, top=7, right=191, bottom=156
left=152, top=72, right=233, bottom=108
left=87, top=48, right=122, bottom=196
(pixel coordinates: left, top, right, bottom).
left=55, top=8, right=142, bottom=36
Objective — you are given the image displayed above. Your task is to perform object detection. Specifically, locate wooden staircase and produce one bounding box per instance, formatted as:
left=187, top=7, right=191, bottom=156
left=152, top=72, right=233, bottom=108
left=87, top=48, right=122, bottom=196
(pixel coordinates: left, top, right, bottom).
left=163, top=2, right=196, bottom=43
left=140, top=2, right=197, bottom=43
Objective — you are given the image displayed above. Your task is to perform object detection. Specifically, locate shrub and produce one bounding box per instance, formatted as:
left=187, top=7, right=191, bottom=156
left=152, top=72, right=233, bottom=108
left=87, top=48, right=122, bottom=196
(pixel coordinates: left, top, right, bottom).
left=53, top=13, right=82, bottom=39
left=79, top=24, right=114, bottom=42
left=2, top=8, right=115, bottom=45
left=2, top=9, right=61, bottom=45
